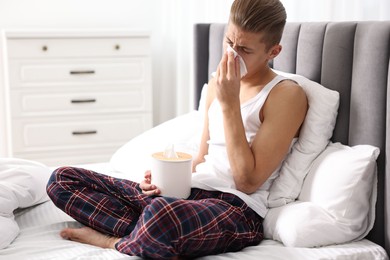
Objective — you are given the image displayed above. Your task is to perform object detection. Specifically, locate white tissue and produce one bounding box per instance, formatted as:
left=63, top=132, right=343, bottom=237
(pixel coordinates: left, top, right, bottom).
left=227, top=46, right=248, bottom=78
left=163, top=144, right=179, bottom=159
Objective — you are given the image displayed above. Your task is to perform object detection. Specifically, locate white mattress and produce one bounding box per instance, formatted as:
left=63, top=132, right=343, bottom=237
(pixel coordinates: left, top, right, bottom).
left=0, top=162, right=388, bottom=260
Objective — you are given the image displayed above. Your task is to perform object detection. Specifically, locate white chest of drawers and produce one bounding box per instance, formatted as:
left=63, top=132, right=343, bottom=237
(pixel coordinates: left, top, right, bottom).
left=1, top=30, right=153, bottom=166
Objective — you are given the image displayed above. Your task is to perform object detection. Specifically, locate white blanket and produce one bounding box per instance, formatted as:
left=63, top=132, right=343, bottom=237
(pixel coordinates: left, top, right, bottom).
left=0, top=158, right=51, bottom=249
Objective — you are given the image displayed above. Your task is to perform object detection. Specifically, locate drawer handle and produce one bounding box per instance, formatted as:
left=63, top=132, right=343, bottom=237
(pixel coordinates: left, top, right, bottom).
left=71, top=99, right=96, bottom=104
left=72, top=130, right=97, bottom=135
left=70, top=70, right=95, bottom=75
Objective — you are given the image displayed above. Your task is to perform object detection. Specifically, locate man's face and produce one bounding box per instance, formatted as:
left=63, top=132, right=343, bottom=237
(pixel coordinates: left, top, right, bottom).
left=224, top=22, right=278, bottom=78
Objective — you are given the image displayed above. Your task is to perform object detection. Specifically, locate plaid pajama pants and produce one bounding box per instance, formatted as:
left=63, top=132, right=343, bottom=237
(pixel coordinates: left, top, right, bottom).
left=46, top=166, right=264, bottom=259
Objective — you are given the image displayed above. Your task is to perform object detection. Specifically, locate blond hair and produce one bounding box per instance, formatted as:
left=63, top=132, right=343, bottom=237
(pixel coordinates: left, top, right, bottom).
left=230, top=0, right=286, bottom=50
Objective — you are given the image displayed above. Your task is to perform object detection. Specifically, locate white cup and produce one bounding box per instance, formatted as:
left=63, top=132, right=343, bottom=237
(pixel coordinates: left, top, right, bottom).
left=151, top=151, right=192, bottom=199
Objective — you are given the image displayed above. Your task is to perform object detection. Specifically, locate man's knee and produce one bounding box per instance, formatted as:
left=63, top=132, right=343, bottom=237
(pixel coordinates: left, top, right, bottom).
left=46, top=166, right=75, bottom=201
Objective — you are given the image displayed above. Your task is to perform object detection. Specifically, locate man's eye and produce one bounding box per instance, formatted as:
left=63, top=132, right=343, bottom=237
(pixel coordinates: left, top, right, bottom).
left=240, top=48, right=251, bottom=54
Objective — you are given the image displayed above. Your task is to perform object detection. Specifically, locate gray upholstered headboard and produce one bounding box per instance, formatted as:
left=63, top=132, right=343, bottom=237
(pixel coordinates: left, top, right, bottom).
left=193, top=21, right=390, bottom=254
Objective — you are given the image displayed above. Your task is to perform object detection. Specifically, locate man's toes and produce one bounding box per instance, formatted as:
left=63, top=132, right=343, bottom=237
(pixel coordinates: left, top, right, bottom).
left=60, top=228, right=72, bottom=239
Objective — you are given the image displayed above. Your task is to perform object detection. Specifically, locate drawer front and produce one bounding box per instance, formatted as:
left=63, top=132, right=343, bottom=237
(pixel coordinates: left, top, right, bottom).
left=9, top=58, right=151, bottom=87
left=11, top=114, right=152, bottom=152
left=7, top=37, right=150, bottom=58
left=10, top=89, right=151, bottom=116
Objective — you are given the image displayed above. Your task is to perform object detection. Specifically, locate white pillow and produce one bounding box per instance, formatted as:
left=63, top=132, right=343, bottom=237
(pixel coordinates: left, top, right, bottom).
left=198, top=83, right=208, bottom=114
left=110, top=111, right=203, bottom=182
left=264, top=142, right=379, bottom=247
left=0, top=158, right=51, bottom=249
left=268, top=70, right=340, bottom=207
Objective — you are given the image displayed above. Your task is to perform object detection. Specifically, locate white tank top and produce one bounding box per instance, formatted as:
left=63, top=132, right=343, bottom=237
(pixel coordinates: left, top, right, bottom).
left=191, top=75, right=296, bottom=218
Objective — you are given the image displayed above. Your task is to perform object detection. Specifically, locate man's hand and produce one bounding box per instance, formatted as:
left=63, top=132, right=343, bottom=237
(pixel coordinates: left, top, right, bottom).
left=214, top=51, right=241, bottom=110
left=139, top=170, right=160, bottom=196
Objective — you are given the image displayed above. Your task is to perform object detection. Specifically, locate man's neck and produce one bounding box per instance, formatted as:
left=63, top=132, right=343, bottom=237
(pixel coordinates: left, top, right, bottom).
left=241, top=66, right=276, bottom=89
left=239, top=66, right=277, bottom=104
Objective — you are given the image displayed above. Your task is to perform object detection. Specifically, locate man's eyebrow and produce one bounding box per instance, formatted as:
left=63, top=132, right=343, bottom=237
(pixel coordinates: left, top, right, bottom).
left=225, top=36, right=233, bottom=43
left=225, top=36, right=254, bottom=52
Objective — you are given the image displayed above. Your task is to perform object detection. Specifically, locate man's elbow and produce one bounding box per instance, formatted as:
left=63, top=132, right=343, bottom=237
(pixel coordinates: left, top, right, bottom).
left=235, top=180, right=258, bottom=194
left=234, top=170, right=268, bottom=194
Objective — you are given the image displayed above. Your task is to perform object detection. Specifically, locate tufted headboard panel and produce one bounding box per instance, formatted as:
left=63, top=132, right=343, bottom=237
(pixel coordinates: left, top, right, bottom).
left=193, top=21, right=390, bottom=254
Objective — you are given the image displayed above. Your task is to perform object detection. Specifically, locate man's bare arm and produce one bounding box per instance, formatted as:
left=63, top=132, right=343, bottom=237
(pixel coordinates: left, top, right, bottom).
left=225, top=81, right=307, bottom=194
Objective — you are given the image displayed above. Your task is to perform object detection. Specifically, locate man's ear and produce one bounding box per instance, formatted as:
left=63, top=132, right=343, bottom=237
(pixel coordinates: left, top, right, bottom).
left=268, top=44, right=282, bottom=59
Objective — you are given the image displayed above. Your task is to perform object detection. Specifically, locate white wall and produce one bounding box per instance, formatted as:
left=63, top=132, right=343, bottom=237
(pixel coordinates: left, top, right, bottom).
left=282, top=0, right=390, bottom=22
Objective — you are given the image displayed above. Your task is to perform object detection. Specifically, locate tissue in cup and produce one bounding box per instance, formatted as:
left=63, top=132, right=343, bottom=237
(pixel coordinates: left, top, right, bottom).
left=151, top=152, right=192, bottom=199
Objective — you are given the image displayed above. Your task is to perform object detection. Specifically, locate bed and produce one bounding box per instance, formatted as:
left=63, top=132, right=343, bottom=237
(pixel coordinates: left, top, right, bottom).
left=1, top=21, right=390, bottom=259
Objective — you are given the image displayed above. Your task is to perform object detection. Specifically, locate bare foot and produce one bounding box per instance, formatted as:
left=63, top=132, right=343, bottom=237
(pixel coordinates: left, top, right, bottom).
left=60, top=227, right=120, bottom=249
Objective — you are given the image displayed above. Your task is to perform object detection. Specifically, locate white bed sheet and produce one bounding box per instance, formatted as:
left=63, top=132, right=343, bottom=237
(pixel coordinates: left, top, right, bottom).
left=0, top=162, right=388, bottom=260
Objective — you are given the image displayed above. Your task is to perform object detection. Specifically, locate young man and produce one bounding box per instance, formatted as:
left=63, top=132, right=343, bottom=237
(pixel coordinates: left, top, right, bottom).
left=47, top=0, right=307, bottom=258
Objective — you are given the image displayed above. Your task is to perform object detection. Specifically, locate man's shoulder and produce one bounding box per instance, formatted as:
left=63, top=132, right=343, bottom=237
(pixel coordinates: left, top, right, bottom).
left=271, top=78, right=307, bottom=102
